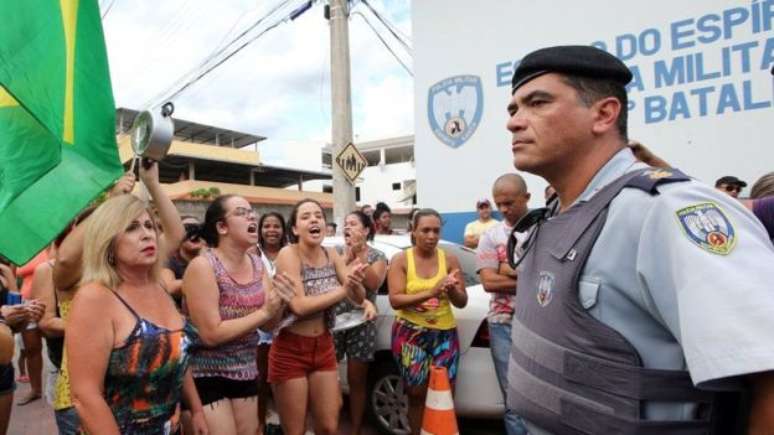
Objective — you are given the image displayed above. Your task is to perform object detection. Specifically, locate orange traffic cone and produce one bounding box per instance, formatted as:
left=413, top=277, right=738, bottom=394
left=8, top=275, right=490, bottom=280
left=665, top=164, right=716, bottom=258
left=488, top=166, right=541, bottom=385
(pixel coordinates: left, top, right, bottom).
left=421, top=366, right=459, bottom=435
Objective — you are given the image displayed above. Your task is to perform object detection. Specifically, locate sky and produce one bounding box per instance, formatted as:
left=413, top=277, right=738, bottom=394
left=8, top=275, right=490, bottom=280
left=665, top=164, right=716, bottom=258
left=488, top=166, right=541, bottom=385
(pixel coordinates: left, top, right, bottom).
left=101, top=0, right=413, bottom=170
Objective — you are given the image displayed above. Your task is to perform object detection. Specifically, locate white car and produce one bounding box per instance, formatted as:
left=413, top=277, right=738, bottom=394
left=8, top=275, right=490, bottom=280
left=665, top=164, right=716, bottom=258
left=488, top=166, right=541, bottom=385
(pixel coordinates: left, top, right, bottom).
left=325, top=235, right=503, bottom=435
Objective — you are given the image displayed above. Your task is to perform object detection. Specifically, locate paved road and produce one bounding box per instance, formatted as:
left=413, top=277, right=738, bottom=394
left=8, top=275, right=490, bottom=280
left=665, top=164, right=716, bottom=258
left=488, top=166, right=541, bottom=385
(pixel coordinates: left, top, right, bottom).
left=6, top=375, right=504, bottom=434
left=7, top=380, right=56, bottom=435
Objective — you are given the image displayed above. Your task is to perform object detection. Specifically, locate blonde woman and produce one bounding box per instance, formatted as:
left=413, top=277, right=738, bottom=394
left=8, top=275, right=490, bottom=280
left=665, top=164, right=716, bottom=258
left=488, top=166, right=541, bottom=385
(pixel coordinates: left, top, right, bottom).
left=52, top=169, right=180, bottom=434
left=66, top=163, right=208, bottom=434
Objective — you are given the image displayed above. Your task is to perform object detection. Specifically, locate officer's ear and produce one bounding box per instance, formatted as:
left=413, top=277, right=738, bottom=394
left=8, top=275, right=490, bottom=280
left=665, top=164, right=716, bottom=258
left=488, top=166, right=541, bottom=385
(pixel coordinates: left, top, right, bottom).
left=590, top=96, right=621, bottom=137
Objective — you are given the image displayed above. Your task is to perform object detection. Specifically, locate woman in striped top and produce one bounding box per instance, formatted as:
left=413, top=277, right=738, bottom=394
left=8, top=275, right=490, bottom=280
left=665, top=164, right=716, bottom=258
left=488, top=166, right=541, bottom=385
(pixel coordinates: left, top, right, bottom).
left=184, top=195, right=295, bottom=435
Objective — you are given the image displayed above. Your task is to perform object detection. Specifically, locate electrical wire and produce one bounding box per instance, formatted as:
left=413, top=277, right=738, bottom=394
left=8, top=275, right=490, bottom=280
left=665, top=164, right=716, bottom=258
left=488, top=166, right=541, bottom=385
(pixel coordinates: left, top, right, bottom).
left=162, top=20, right=286, bottom=103
left=101, top=0, right=118, bottom=20
left=360, top=0, right=411, bottom=51
left=143, top=0, right=298, bottom=108
left=352, top=11, right=412, bottom=76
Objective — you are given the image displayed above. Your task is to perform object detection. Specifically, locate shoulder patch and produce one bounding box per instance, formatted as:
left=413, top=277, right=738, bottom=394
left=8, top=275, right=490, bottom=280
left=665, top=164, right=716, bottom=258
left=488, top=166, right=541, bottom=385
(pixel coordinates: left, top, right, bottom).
left=626, top=168, right=691, bottom=194
left=676, top=202, right=736, bottom=255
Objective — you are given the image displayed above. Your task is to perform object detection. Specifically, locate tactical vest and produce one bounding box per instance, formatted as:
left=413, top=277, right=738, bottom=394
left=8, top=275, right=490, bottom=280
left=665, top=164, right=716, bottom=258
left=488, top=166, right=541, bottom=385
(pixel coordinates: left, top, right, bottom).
left=507, top=168, right=742, bottom=435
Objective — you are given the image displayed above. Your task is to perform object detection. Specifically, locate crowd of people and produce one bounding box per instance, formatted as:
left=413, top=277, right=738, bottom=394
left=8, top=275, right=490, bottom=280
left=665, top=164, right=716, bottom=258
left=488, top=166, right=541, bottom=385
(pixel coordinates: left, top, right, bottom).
left=0, top=156, right=471, bottom=435
left=1, top=43, right=774, bottom=435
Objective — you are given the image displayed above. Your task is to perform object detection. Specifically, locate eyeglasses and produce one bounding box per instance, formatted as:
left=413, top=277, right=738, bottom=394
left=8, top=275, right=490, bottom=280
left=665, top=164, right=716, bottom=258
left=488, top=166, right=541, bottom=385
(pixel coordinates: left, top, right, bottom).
left=183, top=223, right=202, bottom=242
left=507, top=206, right=553, bottom=270
left=226, top=207, right=256, bottom=219
left=722, top=185, right=742, bottom=193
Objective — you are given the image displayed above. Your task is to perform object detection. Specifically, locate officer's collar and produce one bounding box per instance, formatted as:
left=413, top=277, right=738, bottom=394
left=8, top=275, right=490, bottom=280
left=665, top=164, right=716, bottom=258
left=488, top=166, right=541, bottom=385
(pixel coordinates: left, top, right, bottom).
left=575, top=148, right=644, bottom=205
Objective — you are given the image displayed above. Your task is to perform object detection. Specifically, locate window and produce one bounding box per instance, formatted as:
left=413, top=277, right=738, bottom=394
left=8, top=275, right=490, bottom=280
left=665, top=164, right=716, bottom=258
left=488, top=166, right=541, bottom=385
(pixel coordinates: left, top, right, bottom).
left=392, top=182, right=401, bottom=191
left=355, top=187, right=361, bottom=202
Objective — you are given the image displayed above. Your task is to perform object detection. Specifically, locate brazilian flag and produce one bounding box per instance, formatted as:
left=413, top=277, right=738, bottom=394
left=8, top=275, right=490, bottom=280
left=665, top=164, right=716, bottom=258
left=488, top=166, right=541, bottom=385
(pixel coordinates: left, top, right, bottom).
left=0, top=0, right=123, bottom=265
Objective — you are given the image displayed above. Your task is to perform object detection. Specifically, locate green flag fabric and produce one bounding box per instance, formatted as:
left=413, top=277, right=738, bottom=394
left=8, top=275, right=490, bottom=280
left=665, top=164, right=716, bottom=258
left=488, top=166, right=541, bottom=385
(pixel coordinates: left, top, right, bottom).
left=0, top=0, right=123, bottom=265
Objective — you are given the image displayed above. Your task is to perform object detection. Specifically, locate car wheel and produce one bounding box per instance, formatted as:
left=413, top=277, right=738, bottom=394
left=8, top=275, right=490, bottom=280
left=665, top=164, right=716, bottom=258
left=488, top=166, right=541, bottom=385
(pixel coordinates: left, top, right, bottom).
left=368, top=359, right=410, bottom=435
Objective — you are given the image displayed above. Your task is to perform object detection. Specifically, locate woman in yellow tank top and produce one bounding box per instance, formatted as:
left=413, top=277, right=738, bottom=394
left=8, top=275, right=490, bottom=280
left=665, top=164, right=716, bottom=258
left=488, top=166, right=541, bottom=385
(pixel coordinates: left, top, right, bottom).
left=387, top=209, right=468, bottom=435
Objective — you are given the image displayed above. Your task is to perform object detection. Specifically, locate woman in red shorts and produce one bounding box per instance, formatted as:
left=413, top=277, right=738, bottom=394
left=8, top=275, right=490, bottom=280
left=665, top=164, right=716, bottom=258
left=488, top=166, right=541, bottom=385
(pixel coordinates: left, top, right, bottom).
left=270, top=199, right=366, bottom=435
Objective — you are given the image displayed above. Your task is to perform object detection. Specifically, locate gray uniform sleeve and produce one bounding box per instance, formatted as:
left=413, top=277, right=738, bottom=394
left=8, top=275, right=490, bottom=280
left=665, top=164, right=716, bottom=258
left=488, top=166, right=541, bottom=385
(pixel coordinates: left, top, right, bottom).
left=635, top=182, right=774, bottom=387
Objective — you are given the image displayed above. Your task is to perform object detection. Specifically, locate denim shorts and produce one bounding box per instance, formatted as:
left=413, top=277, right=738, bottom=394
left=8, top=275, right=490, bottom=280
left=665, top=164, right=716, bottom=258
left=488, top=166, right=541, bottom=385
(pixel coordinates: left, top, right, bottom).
left=54, top=407, right=82, bottom=435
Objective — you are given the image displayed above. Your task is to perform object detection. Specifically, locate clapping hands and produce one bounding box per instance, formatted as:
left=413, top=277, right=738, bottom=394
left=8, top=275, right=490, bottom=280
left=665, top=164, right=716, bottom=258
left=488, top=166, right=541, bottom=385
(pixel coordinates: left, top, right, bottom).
left=346, top=228, right=368, bottom=263
left=344, top=259, right=368, bottom=292
left=432, top=268, right=461, bottom=297
left=265, top=272, right=297, bottom=316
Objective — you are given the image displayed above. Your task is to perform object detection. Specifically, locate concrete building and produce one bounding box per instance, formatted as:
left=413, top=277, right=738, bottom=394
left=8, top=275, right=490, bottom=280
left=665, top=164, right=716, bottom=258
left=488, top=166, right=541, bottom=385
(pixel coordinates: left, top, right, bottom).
left=116, top=107, right=333, bottom=219
left=320, top=135, right=415, bottom=229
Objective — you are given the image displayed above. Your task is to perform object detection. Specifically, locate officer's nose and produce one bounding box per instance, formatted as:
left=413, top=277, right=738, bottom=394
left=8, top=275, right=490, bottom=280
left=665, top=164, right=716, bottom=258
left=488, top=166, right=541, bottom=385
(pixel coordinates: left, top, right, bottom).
left=507, top=109, right=527, bottom=133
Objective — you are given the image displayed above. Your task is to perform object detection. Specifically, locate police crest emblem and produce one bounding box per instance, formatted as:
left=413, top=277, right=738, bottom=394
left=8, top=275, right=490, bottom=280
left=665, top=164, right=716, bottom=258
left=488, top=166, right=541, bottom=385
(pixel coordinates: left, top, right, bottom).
left=536, top=271, right=555, bottom=307
left=676, top=202, right=736, bottom=255
left=427, top=75, right=483, bottom=148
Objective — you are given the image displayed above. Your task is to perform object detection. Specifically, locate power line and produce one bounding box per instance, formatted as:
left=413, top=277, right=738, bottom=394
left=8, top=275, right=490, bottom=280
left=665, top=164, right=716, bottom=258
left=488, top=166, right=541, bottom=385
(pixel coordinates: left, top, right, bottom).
left=163, top=19, right=286, bottom=103
left=352, top=11, right=412, bottom=76
left=144, top=0, right=300, bottom=108
left=360, top=0, right=411, bottom=51
left=101, top=0, right=118, bottom=20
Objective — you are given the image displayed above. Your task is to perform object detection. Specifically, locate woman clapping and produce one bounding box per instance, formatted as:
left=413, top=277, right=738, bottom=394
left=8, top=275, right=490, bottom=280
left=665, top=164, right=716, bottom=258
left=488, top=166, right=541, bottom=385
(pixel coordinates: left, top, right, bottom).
left=270, top=199, right=367, bottom=435
left=183, top=196, right=294, bottom=435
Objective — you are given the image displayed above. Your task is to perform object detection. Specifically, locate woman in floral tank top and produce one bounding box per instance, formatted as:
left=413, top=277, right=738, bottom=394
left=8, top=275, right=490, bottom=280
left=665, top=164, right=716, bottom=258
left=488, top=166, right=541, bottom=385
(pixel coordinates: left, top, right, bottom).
left=66, top=190, right=207, bottom=434
left=183, top=195, right=294, bottom=435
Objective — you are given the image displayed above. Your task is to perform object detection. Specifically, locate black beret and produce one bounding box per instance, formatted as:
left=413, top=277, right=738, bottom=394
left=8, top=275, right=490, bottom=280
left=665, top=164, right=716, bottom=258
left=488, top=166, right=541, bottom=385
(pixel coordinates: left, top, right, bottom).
left=511, top=45, right=632, bottom=94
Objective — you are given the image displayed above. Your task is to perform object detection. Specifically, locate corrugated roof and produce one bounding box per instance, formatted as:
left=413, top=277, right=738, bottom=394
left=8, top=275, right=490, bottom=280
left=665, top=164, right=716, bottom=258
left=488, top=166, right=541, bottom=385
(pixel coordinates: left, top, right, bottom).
left=116, top=107, right=265, bottom=149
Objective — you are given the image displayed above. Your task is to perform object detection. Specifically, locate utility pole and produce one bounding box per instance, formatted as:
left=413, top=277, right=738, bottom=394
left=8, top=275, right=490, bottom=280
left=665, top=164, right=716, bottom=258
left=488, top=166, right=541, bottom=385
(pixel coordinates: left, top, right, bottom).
left=328, top=0, right=356, bottom=229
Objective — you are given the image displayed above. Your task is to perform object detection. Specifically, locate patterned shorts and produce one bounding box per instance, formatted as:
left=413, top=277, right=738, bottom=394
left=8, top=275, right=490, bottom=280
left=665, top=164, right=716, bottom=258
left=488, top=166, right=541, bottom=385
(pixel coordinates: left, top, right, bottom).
left=391, top=319, right=459, bottom=387
left=334, top=321, right=376, bottom=362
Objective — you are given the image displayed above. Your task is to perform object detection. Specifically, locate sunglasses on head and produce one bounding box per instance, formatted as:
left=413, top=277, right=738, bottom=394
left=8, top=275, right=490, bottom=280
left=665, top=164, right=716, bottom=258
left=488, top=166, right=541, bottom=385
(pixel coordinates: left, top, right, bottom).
left=184, top=223, right=202, bottom=242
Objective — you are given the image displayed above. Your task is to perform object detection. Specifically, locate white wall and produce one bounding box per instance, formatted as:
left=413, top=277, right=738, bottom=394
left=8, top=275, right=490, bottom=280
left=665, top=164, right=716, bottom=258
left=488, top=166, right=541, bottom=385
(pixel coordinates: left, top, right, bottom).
left=300, top=161, right=416, bottom=210
left=414, top=0, right=774, bottom=218
left=357, top=161, right=416, bottom=210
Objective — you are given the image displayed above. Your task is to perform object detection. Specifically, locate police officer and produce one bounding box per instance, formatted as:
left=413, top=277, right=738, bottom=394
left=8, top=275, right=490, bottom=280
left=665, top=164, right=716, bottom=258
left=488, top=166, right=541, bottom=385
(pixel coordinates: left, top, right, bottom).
left=504, top=45, right=774, bottom=434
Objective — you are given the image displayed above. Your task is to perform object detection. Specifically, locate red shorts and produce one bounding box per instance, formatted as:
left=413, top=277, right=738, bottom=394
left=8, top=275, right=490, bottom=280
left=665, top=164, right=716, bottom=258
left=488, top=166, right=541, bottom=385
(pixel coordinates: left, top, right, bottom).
left=268, top=329, right=338, bottom=384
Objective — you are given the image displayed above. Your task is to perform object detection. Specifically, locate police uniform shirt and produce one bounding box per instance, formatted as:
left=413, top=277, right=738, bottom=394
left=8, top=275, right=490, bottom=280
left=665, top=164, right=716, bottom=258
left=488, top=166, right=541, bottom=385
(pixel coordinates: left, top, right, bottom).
left=523, top=148, right=774, bottom=434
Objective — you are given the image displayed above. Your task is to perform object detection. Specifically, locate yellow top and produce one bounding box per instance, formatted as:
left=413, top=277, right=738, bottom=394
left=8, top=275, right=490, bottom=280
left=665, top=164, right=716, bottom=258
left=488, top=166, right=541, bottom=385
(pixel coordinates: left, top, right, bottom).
left=53, top=298, right=73, bottom=411
left=395, top=248, right=456, bottom=330
left=464, top=218, right=498, bottom=238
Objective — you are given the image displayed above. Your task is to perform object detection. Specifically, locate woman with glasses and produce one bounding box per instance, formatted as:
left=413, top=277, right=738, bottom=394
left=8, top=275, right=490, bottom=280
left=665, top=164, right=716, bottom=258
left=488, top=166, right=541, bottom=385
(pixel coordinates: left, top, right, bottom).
left=388, top=209, right=468, bottom=435
left=183, top=195, right=295, bottom=435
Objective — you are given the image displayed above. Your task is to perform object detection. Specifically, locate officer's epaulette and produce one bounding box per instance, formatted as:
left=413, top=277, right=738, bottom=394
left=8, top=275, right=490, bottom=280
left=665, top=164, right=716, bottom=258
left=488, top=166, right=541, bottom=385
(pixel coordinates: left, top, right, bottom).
left=625, top=168, right=691, bottom=195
